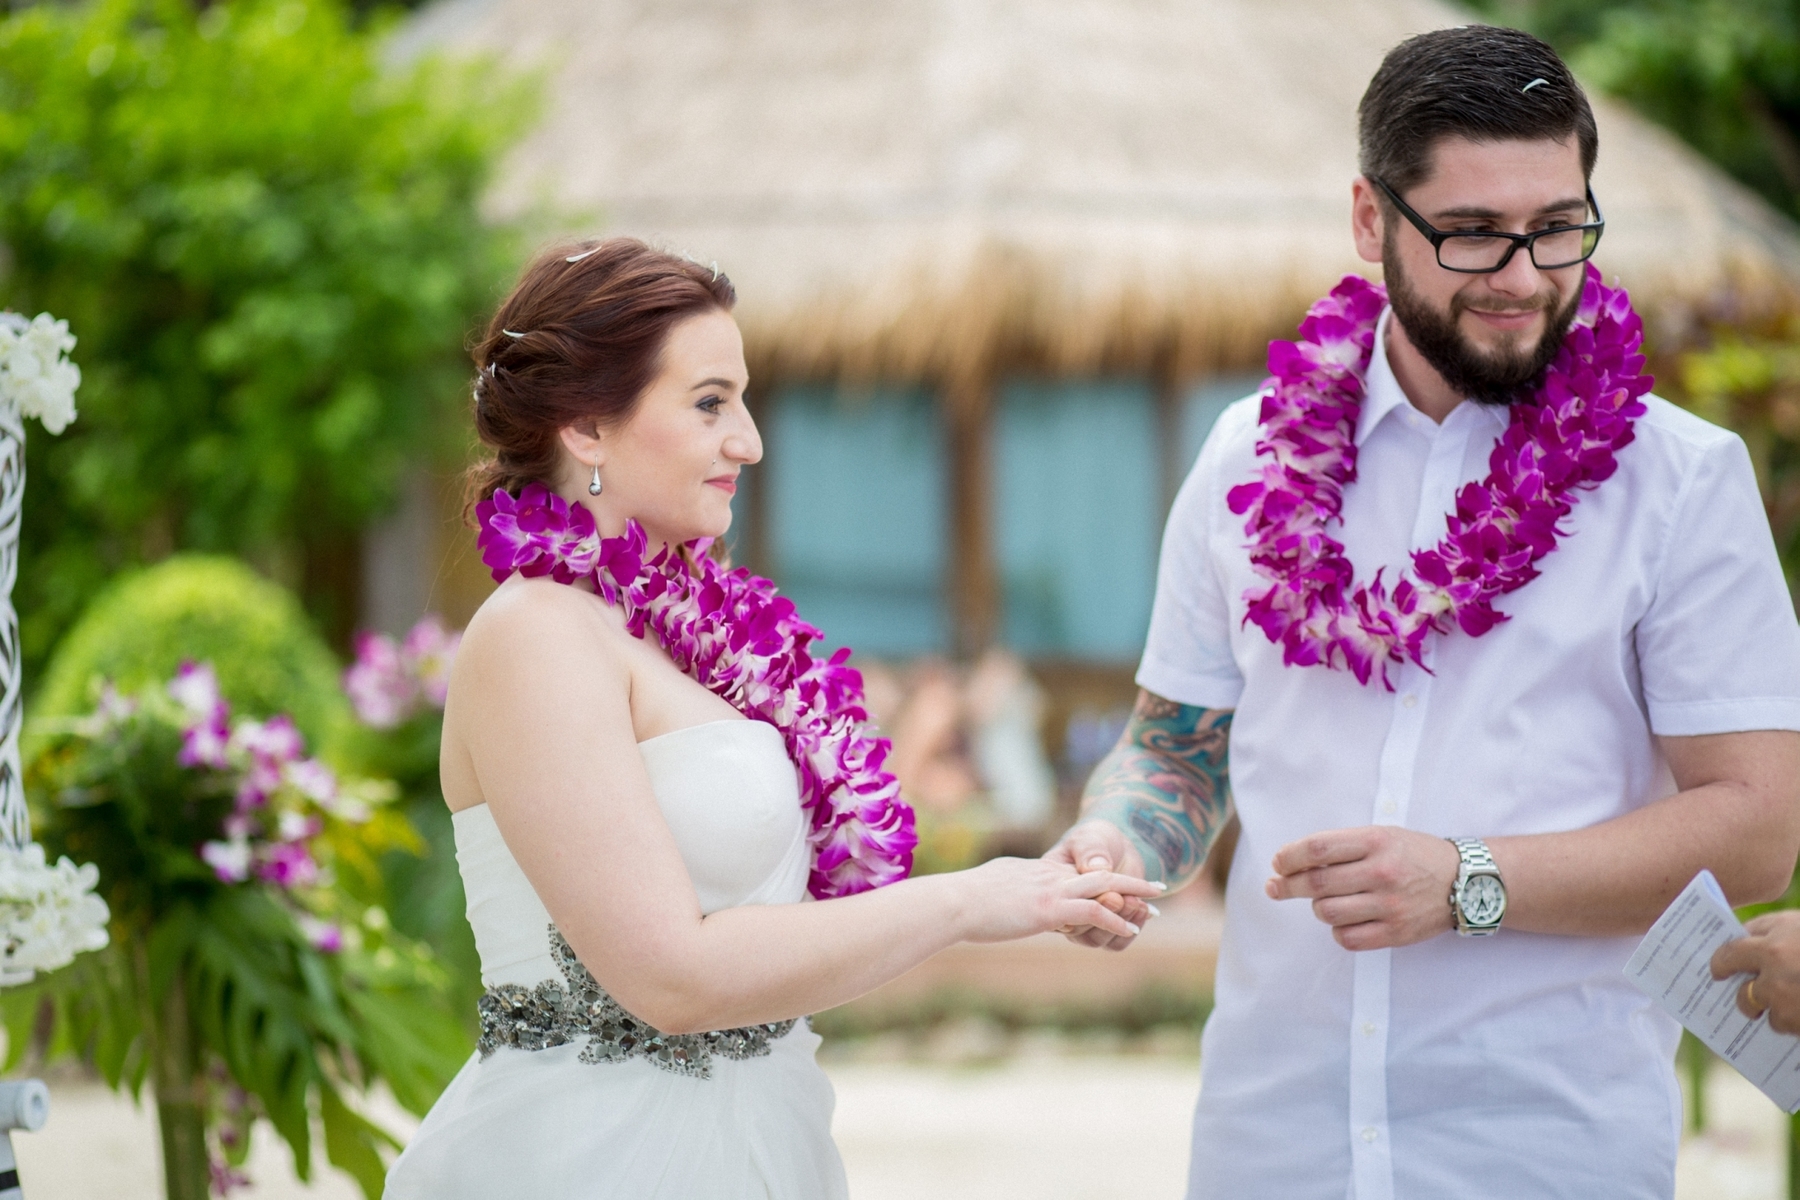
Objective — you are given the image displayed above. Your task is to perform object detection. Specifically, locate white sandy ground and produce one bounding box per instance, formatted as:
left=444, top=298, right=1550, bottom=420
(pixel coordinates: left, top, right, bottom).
left=12, top=1037, right=1789, bottom=1199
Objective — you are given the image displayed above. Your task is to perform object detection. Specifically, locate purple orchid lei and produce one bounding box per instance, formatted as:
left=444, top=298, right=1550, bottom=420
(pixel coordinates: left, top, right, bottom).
left=475, top=485, right=917, bottom=898
left=1226, top=263, right=1654, bottom=688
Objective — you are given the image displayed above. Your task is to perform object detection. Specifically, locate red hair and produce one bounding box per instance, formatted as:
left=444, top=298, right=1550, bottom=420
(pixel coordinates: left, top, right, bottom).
left=466, top=238, right=736, bottom=512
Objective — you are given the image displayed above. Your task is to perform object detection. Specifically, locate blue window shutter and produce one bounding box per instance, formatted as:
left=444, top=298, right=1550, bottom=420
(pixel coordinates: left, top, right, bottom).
left=767, top=385, right=949, bottom=656
left=995, top=380, right=1158, bottom=660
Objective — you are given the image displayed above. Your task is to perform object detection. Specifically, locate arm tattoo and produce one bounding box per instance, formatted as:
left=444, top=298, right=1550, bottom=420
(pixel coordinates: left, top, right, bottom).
left=1080, top=690, right=1233, bottom=888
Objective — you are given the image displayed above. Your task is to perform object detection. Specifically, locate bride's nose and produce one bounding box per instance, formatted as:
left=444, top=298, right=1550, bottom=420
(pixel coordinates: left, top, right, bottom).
left=721, top=411, right=762, bottom=465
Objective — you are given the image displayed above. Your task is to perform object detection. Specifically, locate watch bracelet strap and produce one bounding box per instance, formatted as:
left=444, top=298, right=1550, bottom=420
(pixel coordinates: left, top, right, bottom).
left=1451, top=837, right=1498, bottom=874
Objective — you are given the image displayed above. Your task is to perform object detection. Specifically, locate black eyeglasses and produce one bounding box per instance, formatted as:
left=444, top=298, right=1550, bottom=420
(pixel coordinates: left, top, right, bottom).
left=1372, top=177, right=1605, bottom=274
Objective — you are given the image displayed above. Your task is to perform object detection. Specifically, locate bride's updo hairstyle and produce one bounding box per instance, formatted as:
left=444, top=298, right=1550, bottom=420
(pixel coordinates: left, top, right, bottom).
left=467, top=238, right=737, bottom=508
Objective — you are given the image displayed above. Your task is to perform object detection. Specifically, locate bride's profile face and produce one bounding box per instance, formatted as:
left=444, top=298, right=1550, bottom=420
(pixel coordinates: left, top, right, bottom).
left=561, top=308, right=760, bottom=548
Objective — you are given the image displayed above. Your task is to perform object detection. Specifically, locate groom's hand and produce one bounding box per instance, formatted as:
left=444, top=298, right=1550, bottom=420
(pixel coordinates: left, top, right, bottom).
left=1044, top=820, right=1155, bottom=951
left=1266, top=826, right=1460, bottom=951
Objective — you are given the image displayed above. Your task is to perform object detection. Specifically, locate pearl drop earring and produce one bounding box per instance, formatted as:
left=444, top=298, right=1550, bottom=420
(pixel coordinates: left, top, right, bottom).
left=588, top=463, right=603, bottom=496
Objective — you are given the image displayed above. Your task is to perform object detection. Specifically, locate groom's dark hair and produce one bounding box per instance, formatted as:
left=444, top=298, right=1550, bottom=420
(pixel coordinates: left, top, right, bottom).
left=1359, top=25, right=1598, bottom=192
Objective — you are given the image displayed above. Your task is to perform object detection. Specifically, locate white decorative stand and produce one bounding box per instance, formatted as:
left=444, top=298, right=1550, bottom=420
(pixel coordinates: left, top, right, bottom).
left=0, top=385, right=29, bottom=853
left=0, top=311, right=109, bottom=1197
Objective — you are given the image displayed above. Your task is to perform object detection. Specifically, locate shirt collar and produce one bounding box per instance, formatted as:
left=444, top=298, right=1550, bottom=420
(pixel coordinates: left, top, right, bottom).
left=1354, top=307, right=1409, bottom=447
left=1356, top=306, right=1511, bottom=445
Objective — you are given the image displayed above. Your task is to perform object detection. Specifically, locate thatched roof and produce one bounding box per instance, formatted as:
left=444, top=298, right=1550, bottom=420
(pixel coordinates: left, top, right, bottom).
left=397, top=0, right=1800, bottom=383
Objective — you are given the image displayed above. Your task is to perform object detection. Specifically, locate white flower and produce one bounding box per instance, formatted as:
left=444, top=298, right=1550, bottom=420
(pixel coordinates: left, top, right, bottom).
left=0, top=313, right=80, bottom=435
left=0, top=843, right=110, bottom=985
left=200, top=838, right=253, bottom=884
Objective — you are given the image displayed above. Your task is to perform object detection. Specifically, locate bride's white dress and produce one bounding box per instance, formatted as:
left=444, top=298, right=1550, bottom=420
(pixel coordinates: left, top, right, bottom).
left=385, top=719, right=850, bottom=1199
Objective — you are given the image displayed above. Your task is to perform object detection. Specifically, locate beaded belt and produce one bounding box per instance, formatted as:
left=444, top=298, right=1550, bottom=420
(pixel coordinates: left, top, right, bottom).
left=476, top=925, right=798, bottom=1080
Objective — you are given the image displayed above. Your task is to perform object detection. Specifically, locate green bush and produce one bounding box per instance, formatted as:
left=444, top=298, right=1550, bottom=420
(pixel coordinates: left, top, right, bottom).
left=31, top=553, right=351, bottom=754
left=0, top=0, right=530, bottom=667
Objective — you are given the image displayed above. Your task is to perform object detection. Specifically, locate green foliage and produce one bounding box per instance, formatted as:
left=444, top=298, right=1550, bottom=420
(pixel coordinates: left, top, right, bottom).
left=1470, top=0, right=1800, bottom=218
left=351, top=706, right=484, bottom=1036
left=11, top=667, right=468, bottom=1199
left=31, top=553, right=351, bottom=754
left=0, top=0, right=530, bottom=666
left=1679, top=322, right=1800, bottom=581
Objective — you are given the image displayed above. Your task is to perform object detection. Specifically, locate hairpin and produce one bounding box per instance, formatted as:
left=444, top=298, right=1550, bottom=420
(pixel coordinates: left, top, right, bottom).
left=710, top=261, right=720, bottom=281
left=1521, top=78, right=1548, bottom=93
left=565, top=247, right=598, bottom=263
left=502, top=329, right=526, bottom=338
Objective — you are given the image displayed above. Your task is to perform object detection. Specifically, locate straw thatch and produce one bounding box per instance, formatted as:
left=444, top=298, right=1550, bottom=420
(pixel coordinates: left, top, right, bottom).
left=397, top=0, right=1800, bottom=385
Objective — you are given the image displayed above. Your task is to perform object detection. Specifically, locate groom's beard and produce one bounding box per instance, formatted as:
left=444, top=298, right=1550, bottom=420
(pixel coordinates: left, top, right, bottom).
left=1383, top=235, right=1582, bottom=407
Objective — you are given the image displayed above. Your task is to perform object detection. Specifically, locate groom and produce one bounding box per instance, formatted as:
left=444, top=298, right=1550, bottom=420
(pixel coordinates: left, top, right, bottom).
left=1050, top=25, right=1800, bottom=1200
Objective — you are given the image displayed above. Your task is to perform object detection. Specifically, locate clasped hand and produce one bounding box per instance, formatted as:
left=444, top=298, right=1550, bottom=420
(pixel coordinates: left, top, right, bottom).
left=1265, top=825, right=1461, bottom=951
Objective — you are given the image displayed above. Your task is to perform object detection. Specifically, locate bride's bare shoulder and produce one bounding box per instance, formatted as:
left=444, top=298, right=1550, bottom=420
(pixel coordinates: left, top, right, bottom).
left=455, top=576, right=628, bottom=684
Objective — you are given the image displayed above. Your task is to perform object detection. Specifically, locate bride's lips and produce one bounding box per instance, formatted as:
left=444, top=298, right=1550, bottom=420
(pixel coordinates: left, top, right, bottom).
left=706, top=475, right=738, bottom=494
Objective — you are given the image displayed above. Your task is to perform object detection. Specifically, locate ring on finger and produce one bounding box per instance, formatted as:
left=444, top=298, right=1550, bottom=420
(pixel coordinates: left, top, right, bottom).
left=1748, top=977, right=1767, bottom=1015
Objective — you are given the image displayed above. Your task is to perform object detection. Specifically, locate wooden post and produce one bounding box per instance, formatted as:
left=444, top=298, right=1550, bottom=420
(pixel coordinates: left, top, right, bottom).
left=140, top=939, right=208, bottom=1200
left=1153, top=349, right=1187, bottom=518
left=945, top=371, right=996, bottom=659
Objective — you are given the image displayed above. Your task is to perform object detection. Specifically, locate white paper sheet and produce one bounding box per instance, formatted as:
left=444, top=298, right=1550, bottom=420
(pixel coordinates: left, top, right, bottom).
left=1625, top=869, right=1800, bottom=1112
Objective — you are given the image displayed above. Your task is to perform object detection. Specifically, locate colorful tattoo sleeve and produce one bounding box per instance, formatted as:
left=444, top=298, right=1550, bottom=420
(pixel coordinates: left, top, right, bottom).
left=1080, top=690, right=1234, bottom=887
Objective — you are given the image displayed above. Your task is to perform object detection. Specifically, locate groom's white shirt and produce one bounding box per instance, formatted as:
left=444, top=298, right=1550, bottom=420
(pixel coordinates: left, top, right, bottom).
left=1138, top=308, right=1800, bottom=1200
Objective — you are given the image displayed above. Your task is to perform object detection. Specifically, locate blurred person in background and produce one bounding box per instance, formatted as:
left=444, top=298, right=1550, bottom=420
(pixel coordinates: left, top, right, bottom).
left=1049, top=26, right=1800, bottom=1200
left=384, top=239, right=1160, bottom=1200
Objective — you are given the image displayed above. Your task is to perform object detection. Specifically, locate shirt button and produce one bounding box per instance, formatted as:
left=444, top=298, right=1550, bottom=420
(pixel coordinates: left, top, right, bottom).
left=1380, top=801, right=1397, bottom=816
left=1401, top=694, right=1418, bottom=708
left=1361, top=1127, right=1379, bottom=1143
left=1362, top=1022, right=1377, bottom=1036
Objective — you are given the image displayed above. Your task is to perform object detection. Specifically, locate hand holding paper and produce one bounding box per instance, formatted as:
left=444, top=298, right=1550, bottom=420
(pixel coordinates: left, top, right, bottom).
left=1626, top=870, right=1800, bottom=1112
left=1712, top=910, right=1800, bottom=1034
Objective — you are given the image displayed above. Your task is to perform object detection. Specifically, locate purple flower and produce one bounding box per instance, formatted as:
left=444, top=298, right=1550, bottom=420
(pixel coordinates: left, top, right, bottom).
left=283, top=758, right=337, bottom=806
left=209, top=1156, right=252, bottom=1196
left=167, top=661, right=222, bottom=719
left=297, top=915, right=343, bottom=953
left=178, top=709, right=232, bottom=771
left=169, top=662, right=234, bottom=769
left=235, top=715, right=304, bottom=765
left=256, top=841, right=318, bottom=889
left=344, top=632, right=415, bottom=729
left=345, top=616, right=463, bottom=726
left=402, top=615, right=461, bottom=708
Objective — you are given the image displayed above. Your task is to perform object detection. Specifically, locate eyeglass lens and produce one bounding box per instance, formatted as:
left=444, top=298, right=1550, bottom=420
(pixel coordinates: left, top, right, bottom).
left=1438, top=226, right=1601, bottom=272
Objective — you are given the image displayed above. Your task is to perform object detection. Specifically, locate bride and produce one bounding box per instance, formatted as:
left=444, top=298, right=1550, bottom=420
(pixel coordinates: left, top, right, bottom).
left=384, top=239, right=1158, bottom=1199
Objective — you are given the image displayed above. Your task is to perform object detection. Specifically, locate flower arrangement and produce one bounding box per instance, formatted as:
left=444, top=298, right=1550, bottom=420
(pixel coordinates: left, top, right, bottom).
left=1227, top=264, right=1653, bottom=687
left=0, top=843, right=108, bottom=985
left=477, top=485, right=916, bottom=898
left=157, top=661, right=387, bottom=951
left=343, top=615, right=461, bottom=729
left=12, top=664, right=467, bottom=1200
left=0, top=307, right=107, bottom=985
left=0, top=311, right=79, bottom=434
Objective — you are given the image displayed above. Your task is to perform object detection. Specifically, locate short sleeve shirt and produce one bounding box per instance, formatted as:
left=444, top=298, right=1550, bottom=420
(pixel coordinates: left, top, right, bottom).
left=1139, top=309, right=1800, bottom=1200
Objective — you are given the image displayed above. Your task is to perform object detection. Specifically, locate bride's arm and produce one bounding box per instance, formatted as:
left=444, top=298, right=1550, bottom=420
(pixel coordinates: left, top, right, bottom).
left=448, top=580, right=1155, bottom=1035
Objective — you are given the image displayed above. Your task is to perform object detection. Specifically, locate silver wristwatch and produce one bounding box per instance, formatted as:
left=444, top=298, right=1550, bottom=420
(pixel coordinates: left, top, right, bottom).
left=1448, top=837, right=1506, bottom=936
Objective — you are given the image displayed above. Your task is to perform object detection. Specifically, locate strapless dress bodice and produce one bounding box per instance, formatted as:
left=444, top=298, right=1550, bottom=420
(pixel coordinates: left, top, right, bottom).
left=452, top=718, right=812, bottom=988
left=387, top=717, right=848, bottom=1200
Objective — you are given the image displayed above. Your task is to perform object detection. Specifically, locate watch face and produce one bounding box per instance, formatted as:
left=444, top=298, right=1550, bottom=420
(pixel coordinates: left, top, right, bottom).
left=1461, top=874, right=1506, bottom=926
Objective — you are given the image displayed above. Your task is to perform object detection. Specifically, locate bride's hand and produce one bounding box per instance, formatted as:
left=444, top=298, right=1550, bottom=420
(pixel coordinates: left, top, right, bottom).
left=950, top=857, right=1165, bottom=944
